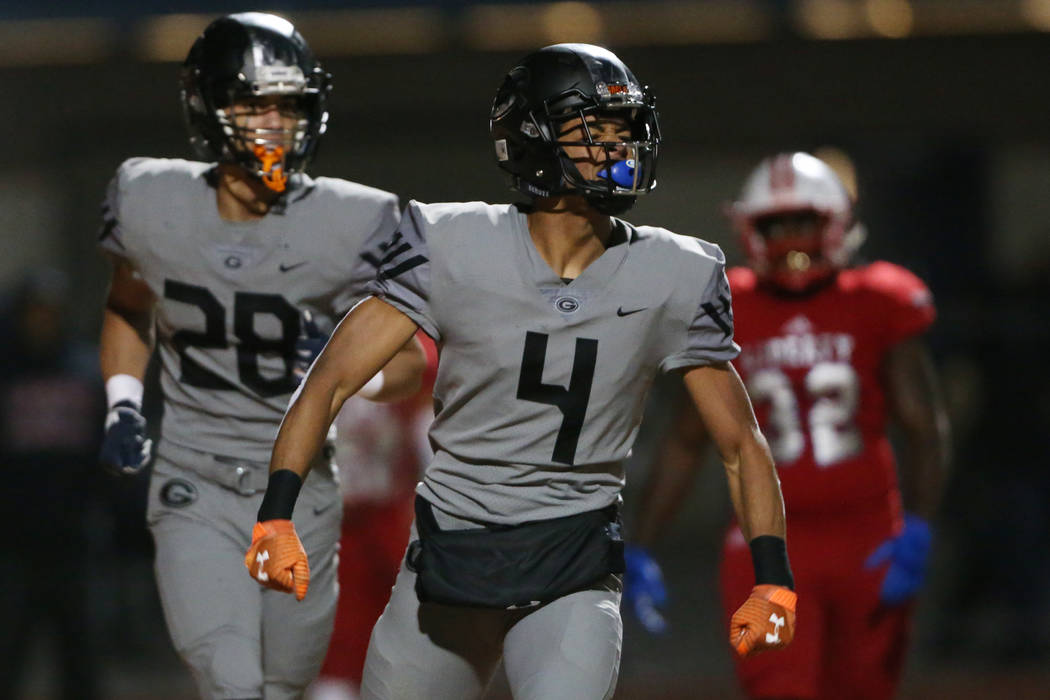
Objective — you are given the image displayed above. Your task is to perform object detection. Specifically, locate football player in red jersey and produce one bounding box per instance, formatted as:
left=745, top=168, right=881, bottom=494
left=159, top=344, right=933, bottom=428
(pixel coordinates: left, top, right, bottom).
left=625, top=152, right=950, bottom=699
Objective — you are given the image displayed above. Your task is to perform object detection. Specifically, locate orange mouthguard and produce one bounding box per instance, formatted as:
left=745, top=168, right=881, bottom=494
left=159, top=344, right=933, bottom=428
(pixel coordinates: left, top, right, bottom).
left=253, top=144, right=287, bottom=193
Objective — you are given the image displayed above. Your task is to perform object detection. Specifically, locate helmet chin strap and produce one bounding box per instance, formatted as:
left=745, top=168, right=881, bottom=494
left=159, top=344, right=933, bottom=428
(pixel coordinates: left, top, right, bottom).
left=253, top=144, right=288, bottom=192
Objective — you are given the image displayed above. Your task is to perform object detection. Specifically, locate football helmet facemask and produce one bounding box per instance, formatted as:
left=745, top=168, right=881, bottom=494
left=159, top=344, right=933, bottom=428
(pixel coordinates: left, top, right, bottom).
left=729, top=152, right=855, bottom=293
left=490, top=43, right=660, bottom=215
left=180, top=13, right=331, bottom=193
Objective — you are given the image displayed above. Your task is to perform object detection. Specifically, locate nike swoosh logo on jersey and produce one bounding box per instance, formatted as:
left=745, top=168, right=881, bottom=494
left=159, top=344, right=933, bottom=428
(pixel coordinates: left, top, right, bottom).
left=617, top=306, right=648, bottom=317
left=313, top=502, right=336, bottom=516
left=279, top=261, right=308, bottom=273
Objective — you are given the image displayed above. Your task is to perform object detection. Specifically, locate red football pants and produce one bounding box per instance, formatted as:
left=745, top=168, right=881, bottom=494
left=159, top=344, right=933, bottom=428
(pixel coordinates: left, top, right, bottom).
left=720, top=500, right=913, bottom=700
left=319, top=495, right=415, bottom=686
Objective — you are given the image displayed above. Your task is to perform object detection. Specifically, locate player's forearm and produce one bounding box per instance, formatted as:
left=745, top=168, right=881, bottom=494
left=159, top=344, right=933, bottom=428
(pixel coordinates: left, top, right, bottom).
left=885, top=338, right=951, bottom=519
left=99, top=305, right=153, bottom=381
left=897, top=381, right=950, bottom=519
left=731, top=431, right=785, bottom=542
left=898, top=418, right=950, bottom=519
left=727, top=432, right=794, bottom=591
left=270, top=346, right=389, bottom=480
left=634, top=433, right=703, bottom=548
left=268, top=297, right=420, bottom=478
left=262, top=353, right=381, bottom=519
left=261, top=299, right=419, bottom=522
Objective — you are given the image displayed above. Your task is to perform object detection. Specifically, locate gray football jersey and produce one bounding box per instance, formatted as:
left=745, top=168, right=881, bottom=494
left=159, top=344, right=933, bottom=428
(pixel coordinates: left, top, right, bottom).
left=99, top=157, right=399, bottom=462
left=366, top=200, right=739, bottom=524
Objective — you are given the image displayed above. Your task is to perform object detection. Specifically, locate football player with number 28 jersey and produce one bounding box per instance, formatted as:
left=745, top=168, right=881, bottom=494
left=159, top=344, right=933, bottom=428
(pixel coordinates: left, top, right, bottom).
left=245, top=44, right=796, bottom=700
left=627, top=152, right=950, bottom=700
left=97, top=14, right=423, bottom=700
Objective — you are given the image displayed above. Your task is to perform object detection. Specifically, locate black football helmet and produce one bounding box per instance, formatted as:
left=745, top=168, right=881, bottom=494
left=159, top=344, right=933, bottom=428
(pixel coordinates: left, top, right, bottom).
left=489, top=43, right=660, bottom=215
left=180, top=13, right=331, bottom=192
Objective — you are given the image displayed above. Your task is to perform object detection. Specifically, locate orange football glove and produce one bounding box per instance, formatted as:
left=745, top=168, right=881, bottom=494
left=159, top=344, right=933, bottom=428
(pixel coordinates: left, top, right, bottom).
left=244, top=519, right=310, bottom=601
left=729, top=584, right=797, bottom=657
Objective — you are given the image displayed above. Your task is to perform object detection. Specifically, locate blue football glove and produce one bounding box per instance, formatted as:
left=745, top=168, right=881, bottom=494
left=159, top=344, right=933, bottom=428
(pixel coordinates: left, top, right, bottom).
left=294, top=310, right=330, bottom=383
left=623, top=545, right=669, bottom=634
left=864, top=514, right=932, bottom=605
left=99, top=400, right=152, bottom=476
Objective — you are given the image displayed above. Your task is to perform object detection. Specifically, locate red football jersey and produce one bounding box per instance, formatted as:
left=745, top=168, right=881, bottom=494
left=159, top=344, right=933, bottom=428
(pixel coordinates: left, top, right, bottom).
left=729, top=262, right=935, bottom=514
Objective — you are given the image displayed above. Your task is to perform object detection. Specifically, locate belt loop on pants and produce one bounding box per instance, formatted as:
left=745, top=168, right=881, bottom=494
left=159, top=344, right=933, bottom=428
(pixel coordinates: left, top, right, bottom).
left=210, top=455, right=271, bottom=495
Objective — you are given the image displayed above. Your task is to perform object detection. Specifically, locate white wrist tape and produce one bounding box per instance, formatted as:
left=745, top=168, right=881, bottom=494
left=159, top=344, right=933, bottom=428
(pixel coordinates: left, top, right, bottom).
left=357, top=370, right=386, bottom=400
left=106, top=374, right=144, bottom=410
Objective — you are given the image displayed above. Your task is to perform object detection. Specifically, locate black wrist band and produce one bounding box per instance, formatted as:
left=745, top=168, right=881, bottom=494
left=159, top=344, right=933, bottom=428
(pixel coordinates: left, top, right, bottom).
left=749, top=535, right=795, bottom=590
left=257, top=469, right=303, bottom=521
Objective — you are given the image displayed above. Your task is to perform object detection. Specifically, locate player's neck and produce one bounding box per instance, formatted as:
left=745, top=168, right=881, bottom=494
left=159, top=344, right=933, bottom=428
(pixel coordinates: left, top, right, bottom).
left=526, top=196, right=614, bottom=279
left=214, top=163, right=280, bottom=222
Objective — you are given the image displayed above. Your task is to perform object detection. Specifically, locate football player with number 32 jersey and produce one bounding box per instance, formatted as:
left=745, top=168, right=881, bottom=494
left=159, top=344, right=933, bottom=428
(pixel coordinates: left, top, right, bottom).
left=96, top=14, right=423, bottom=700
left=628, top=152, right=950, bottom=700
left=245, top=44, right=797, bottom=700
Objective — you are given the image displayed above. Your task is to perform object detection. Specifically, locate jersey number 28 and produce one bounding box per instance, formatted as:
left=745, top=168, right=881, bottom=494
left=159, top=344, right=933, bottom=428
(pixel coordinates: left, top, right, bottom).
left=165, top=279, right=299, bottom=398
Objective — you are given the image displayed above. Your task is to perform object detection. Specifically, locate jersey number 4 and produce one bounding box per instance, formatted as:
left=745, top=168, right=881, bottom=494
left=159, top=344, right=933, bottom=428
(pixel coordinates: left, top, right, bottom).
left=165, top=280, right=299, bottom=398
left=516, top=331, right=598, bottom=466
left=747, top=362, right=864, bottom=467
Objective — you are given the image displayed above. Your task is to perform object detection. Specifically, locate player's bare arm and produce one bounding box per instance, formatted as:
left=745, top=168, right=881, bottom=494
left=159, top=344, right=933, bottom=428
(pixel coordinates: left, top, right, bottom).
left=246, top=297, right=419, bottom=599
left=274, top=297, right=420, bottom=481
left=622, top=394, right=711, bottom=635
left=99, top=253, right=155, bottom=381
left=683, top=362, right=796, bottom=657
left=883, top=337, right=950, bottom=518
left=633, top=396, right=709, bottom=548
left=98, top=253, right=156, bottom=475
left=683, top=362, right=783, bottom=542
left=861, top=335, right=951, bottom=606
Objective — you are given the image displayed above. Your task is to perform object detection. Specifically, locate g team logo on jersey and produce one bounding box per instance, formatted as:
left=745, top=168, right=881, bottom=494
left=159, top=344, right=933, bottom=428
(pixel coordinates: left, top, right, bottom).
left=160, top=478, right=198, bottom=508
left=554, top=295, right=581, bottom=313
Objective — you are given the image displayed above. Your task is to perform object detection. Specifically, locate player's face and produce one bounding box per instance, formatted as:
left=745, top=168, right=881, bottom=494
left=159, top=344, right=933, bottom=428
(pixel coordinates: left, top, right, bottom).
left=227, top=95, right=304, bottom=150
left=753, top=210, right=833, bottom=283
left=556, top=114, right=632, bottom=181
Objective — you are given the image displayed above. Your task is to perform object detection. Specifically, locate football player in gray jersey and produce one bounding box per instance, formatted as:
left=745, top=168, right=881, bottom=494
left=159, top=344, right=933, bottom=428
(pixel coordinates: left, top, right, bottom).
left=247, top=44, right=796, bottom=699
left=96, top=13, right=424, bottom=700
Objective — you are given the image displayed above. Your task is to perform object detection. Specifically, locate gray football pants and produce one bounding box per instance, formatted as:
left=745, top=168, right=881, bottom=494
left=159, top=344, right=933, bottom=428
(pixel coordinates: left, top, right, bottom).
left=360, top=521, right=623, bottom=700
left=147, top=441, right=341, bottom=700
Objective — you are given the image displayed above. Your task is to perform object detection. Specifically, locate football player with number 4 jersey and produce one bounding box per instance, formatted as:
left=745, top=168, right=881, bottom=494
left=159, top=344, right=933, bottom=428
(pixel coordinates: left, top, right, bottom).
left=245, top=44, right=796, bottom=700
left=627, top=152, right=950, bottom=700
left=96, top=14, right=424, bottom=700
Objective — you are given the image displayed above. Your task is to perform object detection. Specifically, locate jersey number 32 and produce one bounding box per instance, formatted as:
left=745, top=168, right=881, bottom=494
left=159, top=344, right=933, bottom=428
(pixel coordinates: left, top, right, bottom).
left=747, top=362, right=864, bottom=468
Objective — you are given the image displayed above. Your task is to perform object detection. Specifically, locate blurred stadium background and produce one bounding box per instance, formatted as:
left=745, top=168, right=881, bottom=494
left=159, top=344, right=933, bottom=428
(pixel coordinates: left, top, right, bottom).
left=1, top=0, right=1048, bottom=698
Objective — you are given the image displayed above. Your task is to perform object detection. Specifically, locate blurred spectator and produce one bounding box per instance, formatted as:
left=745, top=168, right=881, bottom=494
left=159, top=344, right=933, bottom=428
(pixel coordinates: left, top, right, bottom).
left=0, top=268, right=105, bottom=700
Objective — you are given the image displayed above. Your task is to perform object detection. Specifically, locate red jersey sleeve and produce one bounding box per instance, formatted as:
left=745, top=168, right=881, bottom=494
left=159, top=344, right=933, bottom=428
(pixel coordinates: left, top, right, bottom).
left=862, top=261, right=936, bottom=346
